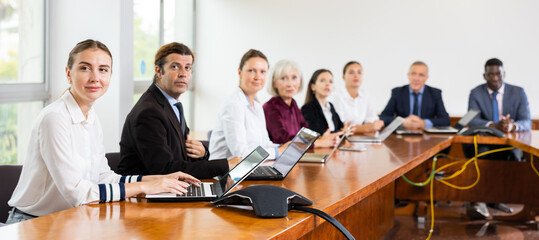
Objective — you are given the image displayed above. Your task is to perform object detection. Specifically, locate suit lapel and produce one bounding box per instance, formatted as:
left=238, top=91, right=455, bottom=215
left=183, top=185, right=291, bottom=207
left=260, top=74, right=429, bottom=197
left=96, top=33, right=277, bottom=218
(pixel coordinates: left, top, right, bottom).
left=149, top=85, right=185, bottom=140
left=502, top=84, right=511, bottom=116
left=403, top=86, right=411, bottom=116
left=421, top=86, right=431, bottom=116
left=481, top=84, right=494, bottom=120
left=314, top=99, right=329, bottom=128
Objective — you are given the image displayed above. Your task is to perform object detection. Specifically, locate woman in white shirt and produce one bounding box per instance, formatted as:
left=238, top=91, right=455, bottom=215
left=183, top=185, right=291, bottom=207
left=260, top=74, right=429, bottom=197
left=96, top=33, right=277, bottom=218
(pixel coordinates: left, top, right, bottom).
left=7, top=39, right=199, bottom=224
left=331, top=61, right=384, bottom=134
left=209, top=49, right=287, bottom=160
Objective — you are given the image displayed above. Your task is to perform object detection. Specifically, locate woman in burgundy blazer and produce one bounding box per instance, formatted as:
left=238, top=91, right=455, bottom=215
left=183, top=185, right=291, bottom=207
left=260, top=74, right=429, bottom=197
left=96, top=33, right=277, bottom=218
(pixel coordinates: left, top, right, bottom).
left=263, top=60, right=341, bottom=147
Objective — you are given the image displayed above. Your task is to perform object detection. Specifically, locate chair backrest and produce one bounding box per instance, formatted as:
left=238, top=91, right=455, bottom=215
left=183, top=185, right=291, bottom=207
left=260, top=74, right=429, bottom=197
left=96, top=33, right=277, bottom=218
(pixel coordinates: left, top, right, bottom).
left=106, top=152, right=121, bottom=173
left=0, top=165, right=22, bottom=223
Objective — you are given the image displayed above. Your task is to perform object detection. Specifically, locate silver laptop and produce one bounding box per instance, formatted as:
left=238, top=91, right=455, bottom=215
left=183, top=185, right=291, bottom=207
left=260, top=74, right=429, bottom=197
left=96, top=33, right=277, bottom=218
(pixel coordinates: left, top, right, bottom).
left=347, top=117, right=405, bottom=143
left=145, top=146, right=269, bottom=201
left=246, top=127, right=319, bottom=180
left=299, top=125, right=352, bottom=163
left=423, top=109, right=480, bottom=133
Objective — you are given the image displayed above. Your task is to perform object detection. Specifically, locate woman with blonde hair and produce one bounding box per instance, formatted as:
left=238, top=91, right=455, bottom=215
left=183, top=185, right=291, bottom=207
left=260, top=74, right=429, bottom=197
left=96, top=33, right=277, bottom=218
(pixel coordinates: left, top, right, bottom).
left=7, top=40, right=199, bottom=223
left=264, top=60, right=341, bottom=147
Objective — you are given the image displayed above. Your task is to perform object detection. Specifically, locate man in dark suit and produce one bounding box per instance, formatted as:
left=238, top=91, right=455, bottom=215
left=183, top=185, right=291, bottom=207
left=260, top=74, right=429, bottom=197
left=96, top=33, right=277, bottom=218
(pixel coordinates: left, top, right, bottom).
left=380, top=61, right=450, bottom=130
left=118, top=42, right=228, bottom=179
left=468, top=58, right=531, bottom=132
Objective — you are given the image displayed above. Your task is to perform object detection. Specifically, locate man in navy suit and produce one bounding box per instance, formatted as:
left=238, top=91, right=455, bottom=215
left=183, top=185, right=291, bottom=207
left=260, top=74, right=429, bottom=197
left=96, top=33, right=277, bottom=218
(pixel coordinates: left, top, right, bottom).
left=380, top=61, right=450, bottom=130
left=465, top=58, right=531, bottom=218
left=468, top=58, right=531, bottom=132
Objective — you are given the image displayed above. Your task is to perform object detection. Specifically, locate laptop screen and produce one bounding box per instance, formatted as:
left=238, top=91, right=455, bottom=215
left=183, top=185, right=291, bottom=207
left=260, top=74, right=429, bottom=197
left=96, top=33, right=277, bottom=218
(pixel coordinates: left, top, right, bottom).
left=378, top=116, right=405, bottom=140
left=456, top=109, right=480, bottom=127
left=216, top=146, right=269, bottom=195
left=273, top=128, right=319, bottom=177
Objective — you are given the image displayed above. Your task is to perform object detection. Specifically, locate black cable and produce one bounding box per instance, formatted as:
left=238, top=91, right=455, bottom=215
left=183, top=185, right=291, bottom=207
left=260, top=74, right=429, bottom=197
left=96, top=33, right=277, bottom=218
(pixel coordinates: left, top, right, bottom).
left=291, top=205, right=355, bottom=240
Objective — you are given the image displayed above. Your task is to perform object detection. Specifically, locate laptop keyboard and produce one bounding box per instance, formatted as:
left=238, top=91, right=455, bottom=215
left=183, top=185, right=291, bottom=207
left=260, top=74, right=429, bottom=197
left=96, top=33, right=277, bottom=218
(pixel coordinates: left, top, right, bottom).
left=185, top=184, right=206, bottom=197
left=252, top=166, right=277, bottom=176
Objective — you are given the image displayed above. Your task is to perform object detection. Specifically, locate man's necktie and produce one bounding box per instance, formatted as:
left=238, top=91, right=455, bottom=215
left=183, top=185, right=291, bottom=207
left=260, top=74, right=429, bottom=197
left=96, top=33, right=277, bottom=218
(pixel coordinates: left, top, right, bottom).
left=492, top=91, right=499, bottom=123
left=412, top=92, right=419, bottom=116
left=174, top=102, right=187, bottom=136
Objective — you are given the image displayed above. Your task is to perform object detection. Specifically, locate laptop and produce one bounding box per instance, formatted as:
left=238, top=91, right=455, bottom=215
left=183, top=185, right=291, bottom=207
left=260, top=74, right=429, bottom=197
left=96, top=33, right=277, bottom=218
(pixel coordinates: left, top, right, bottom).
left=145, top=146, right=269, bottom=202
left=347, top=117, right=405, bottom=143
left=246, top=127, right=319, bottom=180
left=299, top=125, right=352, bottom=163
left=423, top=109, right=480, bottom=133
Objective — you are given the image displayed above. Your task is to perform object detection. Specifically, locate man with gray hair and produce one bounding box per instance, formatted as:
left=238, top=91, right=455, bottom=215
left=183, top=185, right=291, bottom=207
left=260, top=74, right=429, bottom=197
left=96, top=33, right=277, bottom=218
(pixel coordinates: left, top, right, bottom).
left=380, top=61, right=450, bottom=130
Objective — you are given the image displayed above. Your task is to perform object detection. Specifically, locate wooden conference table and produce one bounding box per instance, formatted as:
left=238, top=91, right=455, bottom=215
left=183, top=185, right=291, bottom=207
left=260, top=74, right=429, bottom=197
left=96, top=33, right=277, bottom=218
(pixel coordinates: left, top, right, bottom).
left=2, top=131, right=538, bottom=239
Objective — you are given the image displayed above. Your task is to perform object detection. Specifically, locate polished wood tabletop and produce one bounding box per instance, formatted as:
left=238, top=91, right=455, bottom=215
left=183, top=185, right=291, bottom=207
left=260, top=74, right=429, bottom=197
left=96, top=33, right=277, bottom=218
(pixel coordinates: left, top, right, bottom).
left=5, top=131, right=537, bottom=239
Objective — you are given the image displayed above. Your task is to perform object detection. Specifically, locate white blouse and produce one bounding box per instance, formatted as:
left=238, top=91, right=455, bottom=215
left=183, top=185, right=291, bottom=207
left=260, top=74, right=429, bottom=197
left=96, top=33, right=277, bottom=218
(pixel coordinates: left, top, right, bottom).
left=8, top=91, right=139, bottom=216
left=330, top=87, right=379, bottom=125
left=209, top=87, right=278, bottom=160
left=320, top=101, right=336, bottom=132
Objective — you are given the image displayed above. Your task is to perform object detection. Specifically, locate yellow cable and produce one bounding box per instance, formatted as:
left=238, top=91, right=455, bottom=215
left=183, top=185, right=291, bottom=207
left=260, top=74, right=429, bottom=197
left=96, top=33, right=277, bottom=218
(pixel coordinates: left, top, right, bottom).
left=423, top=135, right=521, bottom=240
left=425, top=174, right=435, bottom=240
left=532, top=155, right=539, bottom=177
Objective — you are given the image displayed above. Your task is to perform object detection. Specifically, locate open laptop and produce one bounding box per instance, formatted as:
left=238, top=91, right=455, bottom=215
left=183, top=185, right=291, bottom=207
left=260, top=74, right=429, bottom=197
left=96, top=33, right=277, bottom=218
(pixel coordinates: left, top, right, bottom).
left=246, top=127, right=319, bottom=180
left=145, top=146, right=269, bottom=202
left=347, top=117, right=405, bottom=143
left=299, top=125, right=352, bottom=163
left=423, top=109, right=480, bottom=133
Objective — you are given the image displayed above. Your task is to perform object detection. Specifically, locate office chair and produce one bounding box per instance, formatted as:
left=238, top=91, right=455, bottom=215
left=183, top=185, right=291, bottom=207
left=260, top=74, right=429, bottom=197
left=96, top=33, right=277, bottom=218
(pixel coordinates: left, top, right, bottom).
left=105, top=152, right=121, bottom=174
left=0, top=165, right=23, bottom=224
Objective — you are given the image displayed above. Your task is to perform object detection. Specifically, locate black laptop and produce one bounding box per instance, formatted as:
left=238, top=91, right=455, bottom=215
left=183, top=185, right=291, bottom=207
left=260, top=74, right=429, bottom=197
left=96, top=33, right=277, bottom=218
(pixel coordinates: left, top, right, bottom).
left=246, top=127, right=319, bottom=180
left=145, top=146, right=269, bottom=201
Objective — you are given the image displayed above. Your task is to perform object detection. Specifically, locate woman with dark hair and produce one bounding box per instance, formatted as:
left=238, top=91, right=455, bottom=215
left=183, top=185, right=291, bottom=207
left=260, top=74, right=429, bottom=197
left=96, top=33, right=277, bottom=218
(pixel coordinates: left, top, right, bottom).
left=263, top=60, right=341, bottom=147
left=331, top=61, right=384, bottom=134
left=301, top=69, right=353, bottom=135
left=6, top=40, right=199, bottom=224
left=209, top=49, right=288, bottom=160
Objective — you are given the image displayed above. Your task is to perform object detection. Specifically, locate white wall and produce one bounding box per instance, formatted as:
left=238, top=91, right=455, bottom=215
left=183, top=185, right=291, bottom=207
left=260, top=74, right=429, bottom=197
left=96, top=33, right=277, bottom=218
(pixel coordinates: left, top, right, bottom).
left=48, top=0, right=133, bottom=152
left=43, top=0, right=539, bottom=149
left=194, top=0, right=539, bottom=132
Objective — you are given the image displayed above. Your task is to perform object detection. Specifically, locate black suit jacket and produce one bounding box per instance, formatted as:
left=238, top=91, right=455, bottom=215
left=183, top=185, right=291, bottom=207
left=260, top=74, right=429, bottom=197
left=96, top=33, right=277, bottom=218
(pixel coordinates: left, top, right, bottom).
left=380, top=85, right=450, bottom=127
left=301, top=99, right=344, bottom=135
left=118, top=84, right=228, bottom=179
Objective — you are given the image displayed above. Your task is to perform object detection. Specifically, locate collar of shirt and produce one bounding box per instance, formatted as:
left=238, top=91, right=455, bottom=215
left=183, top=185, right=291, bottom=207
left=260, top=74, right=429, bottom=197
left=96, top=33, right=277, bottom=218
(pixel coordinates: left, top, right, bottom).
left=487, top=83, right=505, bottom=96
left=62, top=91, right=95, bottom=125
left=155, top=84, right=182, bottom=120
left=408, top=86, right=425, bottom=95
left=342, top=87, right=364, bottom=101
left=238, top=87, right=260, bottom=108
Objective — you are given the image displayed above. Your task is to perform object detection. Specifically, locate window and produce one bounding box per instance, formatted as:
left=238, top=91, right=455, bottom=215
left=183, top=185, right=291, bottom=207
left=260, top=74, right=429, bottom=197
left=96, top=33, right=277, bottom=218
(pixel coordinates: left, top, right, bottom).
left=0, top=0, right=47, bottom=164
left=133, top=0, right=195, bottom=126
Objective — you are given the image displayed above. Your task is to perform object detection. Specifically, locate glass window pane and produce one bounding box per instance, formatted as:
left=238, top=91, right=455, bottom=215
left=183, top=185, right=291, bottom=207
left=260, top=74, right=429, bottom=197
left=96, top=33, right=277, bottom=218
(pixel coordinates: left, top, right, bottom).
left=0, top=0, right=45, bottom=84
left=0, top=101, right=43, bottom=164
left=163, top=0, right=194, bottom=47
left=134, top=0, right=160, bottom=82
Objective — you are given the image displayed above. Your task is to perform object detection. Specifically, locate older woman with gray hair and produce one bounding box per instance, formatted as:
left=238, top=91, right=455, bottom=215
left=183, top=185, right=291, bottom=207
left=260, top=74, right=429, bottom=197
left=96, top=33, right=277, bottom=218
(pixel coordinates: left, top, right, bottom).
left=263, top=59, right=341, bottom=147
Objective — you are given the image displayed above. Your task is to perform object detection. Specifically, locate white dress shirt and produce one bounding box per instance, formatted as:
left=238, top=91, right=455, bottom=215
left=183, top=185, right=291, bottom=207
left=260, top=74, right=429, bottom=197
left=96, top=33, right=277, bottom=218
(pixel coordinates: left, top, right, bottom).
left=9, top=91, right=138, bottom=216
left=209, top=87, right=279, bottom=160
left=320, top=101, right=336, bottom=132
left=330, top=87, right=379, bottom=125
